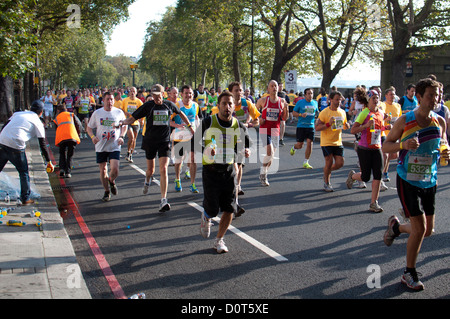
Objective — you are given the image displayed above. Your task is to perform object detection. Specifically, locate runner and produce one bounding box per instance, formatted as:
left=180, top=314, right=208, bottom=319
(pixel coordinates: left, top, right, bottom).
left=229, top=81, right=260, bottom=195
left=171, top=85, right=200, bottom=193
left=121, top=87, right=144, bottom=163
left=256, top=80, right=288, bottom=186
left=277, top=83, right=289, bottom=146
left=382, top=78, right=449, bottom=291
left=119, top=84, right=193, bottom=212
left=315, top=91, right=351, bottom=192
left=399, top=84, right=418, bottom=114
left=207, top=87, right=218, bottom=115
left=287, top=89, right=297, bottom=123
left=76, top=89, right=95, bottom=139
left=346, top=89, right=385, bottom=212
left=167, top=86, right=179, bottom=166
left=62, top=90, right=75, bottom=113
left=86, top=92, right=127, bottom=202
left=40, top=90, right=57, bottom=129
left=194, top=84, right=208, bottom=119
left=199, top=90, right=251, bottom=253
left=290, top=88, right=318, bottom=169
left=379, top=87, right=402, bottom=183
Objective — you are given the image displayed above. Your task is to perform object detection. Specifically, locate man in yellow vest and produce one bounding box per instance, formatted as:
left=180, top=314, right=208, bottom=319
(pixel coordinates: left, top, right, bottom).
left=199, top=91, right=251, bottom=253
left=54, top=105, right=81, bottom=178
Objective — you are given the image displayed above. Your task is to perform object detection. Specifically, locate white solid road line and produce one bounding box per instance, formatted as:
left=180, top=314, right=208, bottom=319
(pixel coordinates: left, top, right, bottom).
left=188, top=202, right=288, bottom=262
left=129, top=162, right=288, bottom=262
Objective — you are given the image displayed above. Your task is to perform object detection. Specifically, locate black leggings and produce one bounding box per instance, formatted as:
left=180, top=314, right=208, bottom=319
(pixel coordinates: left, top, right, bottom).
left=356, top=147, right=383, bottom=182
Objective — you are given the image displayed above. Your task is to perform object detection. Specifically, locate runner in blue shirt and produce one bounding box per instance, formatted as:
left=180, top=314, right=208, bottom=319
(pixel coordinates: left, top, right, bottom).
left=290, top=88, right=319, bottom=169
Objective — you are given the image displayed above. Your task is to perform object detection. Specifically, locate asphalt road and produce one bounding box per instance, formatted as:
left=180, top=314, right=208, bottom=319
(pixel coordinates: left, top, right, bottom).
left=44, top=125, right=450, bottom=301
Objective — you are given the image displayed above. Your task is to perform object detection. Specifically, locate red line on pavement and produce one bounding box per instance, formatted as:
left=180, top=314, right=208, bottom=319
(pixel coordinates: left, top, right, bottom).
left=46, top=141, right=127, bottom=299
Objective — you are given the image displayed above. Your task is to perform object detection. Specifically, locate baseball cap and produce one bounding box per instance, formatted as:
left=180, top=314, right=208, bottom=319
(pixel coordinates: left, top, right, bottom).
left=151, top=84, right=164, bottom=96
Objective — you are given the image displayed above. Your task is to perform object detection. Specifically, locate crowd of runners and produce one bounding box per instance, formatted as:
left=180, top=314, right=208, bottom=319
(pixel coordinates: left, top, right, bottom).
left=1, top=74, right=449, bottom=292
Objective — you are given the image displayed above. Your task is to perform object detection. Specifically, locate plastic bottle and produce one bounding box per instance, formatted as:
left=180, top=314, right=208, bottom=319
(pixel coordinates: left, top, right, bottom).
left=46, top=162, right=54, bottom=173
left=440, top=140, right=448, bottom=166
left=211, top=138, right=217, bottom=159
left=387, top=112, right=392, bottom=125
left=27, top=210, right=41, bottom=218
left=6, top=220, right=26, bottom=227
left=370, top=114, right=375, bottom=132
left=128, top=293, right=146, bottom=299
left=331, top=118, right=337, bottom=131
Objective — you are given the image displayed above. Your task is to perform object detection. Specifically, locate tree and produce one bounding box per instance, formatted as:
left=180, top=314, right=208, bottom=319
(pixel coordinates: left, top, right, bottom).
left=0, top=0, right=38, bottom=122
left=294, top=0, right=385, bottom=89
left=386, top=0, right=450, bottom=93
left=254, top=0, right=321, bottom=83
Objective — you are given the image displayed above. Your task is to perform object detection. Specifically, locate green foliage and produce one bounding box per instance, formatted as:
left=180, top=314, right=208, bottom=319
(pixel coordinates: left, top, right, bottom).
left=0, top=0, right=39, bottom=78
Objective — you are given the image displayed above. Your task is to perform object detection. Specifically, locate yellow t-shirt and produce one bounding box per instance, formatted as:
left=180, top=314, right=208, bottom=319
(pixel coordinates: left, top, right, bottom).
left=114, top=100, right=123, bottom=110
left=379, top=101, right=401, bottom=136
left=122, top=97, right=143, bottom=125
left=210, top=99, right=260, bottom=122
left=318, top=107, right=347, bottom=147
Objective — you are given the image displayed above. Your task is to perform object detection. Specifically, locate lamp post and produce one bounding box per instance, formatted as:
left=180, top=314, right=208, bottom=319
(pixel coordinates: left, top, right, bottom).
left=130, top=64, right=138, bottom=87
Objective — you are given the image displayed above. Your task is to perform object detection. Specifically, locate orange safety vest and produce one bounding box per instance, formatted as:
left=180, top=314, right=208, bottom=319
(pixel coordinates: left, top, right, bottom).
left=54, top=112, right=80, bottom=146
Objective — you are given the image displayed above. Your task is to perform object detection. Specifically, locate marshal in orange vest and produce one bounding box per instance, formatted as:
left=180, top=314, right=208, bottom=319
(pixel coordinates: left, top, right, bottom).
left=53, top=111, right=80, bottom=146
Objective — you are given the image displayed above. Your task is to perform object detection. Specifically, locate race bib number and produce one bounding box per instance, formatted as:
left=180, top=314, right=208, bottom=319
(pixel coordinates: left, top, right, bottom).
left=406, top=154, right=432, bottom=182
left=153, top=110, right=169, bottom=125
left=370, top=129, right=382, bottom=145
left=333, top=116, right=344, bottom=130
left=266, top=108, right=280, bottom=121
left=305, top=105, right=315, bottom=115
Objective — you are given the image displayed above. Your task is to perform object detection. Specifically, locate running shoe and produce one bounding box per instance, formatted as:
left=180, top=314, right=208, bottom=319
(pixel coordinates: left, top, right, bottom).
left=323, top=183, right=334, bottom=192
left=159, top=198, right=171, bottom=212
left=380, top=180, right=388, bottom=192
left=184, top=171, right=191, bottom=180
left=383, top=172, right=390, bottom=182
left=200, top=212, right=212, bottom=238
left=401, top=271, right=424, bottom=291
left=369, top=200, right=383, bottom=213
left=214, top=238, right=228, bottom=254
left=383, top=215, right=400, bottom=246
left=237, top=186, right=244, bottom=196
left=302, top=162, right=313, bottom=169
left=65, top=172, right=72, bottom=178
left=190, top=183, right=199, bottom=193
left=143, top=182, right=150, bottom=194
left=174, top=179, right=182, bottom=192
left=102, top=191, right=111, bottom=202
left=260, top=174, right=269, bottom=187
left=109, top=179, right=117, bottom=195
left=357, top=181, right=367, bottom=188
left=235, top=204, right=245, bottom=217
left=346, top=170, right=355, bottom=189
left=279, top=139, right=285, bottom=146
left=290, top=147, right=296, bottom=156
left=128, top=154, right=133, bottom=163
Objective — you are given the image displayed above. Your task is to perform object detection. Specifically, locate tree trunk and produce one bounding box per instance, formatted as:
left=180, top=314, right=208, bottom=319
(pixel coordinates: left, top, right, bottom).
left=201, top=69, right=207, bottom=86
left=0, top=76, right=14, bottom=123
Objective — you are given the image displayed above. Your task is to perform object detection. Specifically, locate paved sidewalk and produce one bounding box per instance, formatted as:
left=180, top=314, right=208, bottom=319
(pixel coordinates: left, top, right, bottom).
left=0, top=138, right=91, bottom=299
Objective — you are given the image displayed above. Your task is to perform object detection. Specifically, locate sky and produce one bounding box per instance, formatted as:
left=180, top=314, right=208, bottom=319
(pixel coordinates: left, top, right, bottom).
left=105, top=0, right=380, bottom=83
left=105, top=0, right=177, bottom=58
